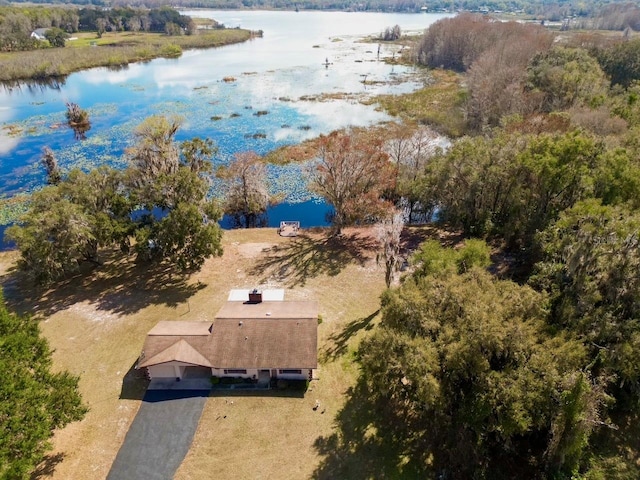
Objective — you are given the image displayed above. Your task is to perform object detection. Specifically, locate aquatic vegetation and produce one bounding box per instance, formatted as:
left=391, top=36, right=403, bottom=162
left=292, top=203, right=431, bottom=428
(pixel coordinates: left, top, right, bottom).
left=0, top=194, right=30, bottom=225
left=0, top=20, right=434, bottom=228
left=2, top=125, right=22, bottom=137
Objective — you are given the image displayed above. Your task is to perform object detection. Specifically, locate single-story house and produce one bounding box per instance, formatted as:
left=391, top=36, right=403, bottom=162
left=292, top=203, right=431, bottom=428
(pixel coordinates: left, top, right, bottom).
left=30, top=28, right=49, bottom=41
left=136, top=291, right=318, bottom=383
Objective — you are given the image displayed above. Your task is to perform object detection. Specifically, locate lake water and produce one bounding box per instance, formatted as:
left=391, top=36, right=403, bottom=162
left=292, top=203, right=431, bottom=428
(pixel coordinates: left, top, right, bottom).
left=0, top=10, right=450, bottom=232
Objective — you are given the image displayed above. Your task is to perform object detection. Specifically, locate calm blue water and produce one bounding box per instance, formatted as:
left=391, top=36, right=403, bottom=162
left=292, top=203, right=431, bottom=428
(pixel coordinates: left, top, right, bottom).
left=0, top=10, right=450, bottom=236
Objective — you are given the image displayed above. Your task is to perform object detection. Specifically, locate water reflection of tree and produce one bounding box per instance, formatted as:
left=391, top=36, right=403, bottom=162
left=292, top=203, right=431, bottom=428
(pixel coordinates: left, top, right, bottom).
left=65, top=102, right=91, bottom=140
left=0, top=76, right=66, bottom=94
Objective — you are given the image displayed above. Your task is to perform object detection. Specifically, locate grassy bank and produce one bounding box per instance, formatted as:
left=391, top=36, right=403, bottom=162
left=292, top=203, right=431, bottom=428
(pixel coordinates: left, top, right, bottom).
left=0, top=29, right=252, bottom=82
left=372, top=69, right=467, bottom=138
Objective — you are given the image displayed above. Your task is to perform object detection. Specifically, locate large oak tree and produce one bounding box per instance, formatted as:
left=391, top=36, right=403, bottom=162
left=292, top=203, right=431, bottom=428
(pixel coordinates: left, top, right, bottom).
left=308, top=129, right=395, bottom=235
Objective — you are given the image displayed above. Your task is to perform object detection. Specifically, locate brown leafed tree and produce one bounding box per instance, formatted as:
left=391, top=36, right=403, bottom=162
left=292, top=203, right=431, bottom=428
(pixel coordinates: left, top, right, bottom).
left=308, top=129, right=396, bottom=235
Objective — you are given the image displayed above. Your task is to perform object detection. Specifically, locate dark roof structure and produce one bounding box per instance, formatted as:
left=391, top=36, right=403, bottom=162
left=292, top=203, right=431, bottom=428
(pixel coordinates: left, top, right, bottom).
left=138, top=301, right=318, bottom=370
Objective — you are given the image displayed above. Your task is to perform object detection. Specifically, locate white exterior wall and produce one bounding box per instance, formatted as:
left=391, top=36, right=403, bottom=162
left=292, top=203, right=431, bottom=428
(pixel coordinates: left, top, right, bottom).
left=275, top=369, right=312, bottom=381
left=211, top=368, right=259, bottom=379
left=147, top=361, right=207, bottom=379
left=209, top=367, right=312, bottom=380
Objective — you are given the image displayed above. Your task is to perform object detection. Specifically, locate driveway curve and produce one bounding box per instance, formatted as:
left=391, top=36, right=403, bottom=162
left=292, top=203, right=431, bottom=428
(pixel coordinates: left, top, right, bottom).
left=107, top=390, right=209, bottom=480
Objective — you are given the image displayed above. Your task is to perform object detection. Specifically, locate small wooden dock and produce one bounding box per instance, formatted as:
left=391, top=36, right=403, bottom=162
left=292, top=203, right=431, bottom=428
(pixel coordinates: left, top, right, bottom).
left=278, top=221, right=300, bottom=237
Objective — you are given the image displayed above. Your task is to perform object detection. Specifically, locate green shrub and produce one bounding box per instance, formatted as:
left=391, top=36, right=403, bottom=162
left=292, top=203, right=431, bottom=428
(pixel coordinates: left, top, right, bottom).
left=161, top=44, right=182, bottom=57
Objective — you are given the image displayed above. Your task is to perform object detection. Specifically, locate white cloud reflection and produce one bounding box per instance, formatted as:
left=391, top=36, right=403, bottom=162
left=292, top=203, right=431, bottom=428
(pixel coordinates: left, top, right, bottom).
left=0, top=106, right=20, bottom=155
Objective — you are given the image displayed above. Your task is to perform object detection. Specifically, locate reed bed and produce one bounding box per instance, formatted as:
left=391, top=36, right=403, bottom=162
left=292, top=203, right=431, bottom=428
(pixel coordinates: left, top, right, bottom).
left=0, top=29, right=251, bottom=82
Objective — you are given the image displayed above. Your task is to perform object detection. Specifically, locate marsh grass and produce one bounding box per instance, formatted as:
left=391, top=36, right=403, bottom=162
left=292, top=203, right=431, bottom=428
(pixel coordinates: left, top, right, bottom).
left=373, top=69, right=467, bottom=137
left=0, top=29, right=251, bottom=82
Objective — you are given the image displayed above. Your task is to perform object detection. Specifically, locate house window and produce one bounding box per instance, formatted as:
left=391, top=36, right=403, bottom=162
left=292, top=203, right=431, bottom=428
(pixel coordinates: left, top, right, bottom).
left=279, top=369, right=302, bottom=374
left=224, top=369, right=247, bottom=374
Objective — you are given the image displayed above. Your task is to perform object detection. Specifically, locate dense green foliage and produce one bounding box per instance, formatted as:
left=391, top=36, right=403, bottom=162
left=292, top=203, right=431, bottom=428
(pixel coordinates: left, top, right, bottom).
left=5, top=116, right=223, bottom=284
left=359, top=253, right=600, bottom=478
left=0, top=6, right=196, bottom=52
left=419, top=130, right=605, bottom=247
left=533, top=200, right=640, bottom=390
left=595, top=38, right=640, bottom=88
left=0, top=294, right=87, bottom=479
left=336, top=12, right=640, bottom=478
left=44, top=26, right=67, bottom=47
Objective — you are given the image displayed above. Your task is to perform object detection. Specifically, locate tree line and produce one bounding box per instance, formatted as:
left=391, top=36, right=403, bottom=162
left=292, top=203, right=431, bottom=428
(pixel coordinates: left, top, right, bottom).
left=6, top=116, right=223, bottom=284
left=322, top=13, right=640, bottom=478
left=3, top=0, right=636, bottom=19
left=7, top=9, right=640, bottom=476
left=0, top=6, right=197, bottom=51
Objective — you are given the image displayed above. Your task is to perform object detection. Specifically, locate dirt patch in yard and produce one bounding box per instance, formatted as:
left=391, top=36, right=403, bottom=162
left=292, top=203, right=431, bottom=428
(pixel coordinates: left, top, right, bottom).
left=236, top=242, right=276, bottom=258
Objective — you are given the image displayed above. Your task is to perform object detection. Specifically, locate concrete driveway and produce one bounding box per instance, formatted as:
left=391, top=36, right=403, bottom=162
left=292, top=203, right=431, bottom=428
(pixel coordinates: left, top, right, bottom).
left=107, top=390, right=209, bottom=480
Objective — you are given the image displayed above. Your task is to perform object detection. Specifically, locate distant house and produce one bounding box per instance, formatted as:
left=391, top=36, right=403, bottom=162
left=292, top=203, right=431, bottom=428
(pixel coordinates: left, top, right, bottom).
left=137, top=291, right=319, bottom=385
left=30, top=28, right=49, bottom=41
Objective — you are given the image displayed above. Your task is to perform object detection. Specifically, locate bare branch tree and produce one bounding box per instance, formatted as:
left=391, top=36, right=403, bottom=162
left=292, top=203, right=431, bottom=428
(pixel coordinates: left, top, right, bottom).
left=375, top=208, right=405, bottom=288
left=41, top=146, right=61, bottom=185
left=220, top=151, right=270, bottom=228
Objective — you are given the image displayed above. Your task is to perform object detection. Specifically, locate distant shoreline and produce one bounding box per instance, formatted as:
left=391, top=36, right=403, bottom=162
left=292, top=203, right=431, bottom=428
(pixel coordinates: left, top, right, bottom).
left=0, top=29, right=252, bottom=84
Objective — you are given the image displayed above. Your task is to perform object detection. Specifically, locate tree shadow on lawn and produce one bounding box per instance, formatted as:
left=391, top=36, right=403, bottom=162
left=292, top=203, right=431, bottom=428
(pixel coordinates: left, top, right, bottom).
left=2, top=253, right=206, bottom=318
left=30, top=452, right=65, bottom=480
left=250, top=232, right=379, bottom=287
left=320, top=309, right=379, bottom=363
left=400, top=224, right=463, bottom=253
left=312, top=379, right=428, bottom=479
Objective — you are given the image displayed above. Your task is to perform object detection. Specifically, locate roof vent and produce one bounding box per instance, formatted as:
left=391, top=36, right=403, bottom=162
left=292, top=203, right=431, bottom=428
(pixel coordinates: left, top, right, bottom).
left=239, top=321, right=243, bottom=327
left=248, top=289, right=262, bottom=304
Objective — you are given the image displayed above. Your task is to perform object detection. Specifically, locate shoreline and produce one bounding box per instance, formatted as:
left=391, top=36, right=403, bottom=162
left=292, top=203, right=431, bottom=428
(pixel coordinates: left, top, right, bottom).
left=0, top=29, right=253, bottom=83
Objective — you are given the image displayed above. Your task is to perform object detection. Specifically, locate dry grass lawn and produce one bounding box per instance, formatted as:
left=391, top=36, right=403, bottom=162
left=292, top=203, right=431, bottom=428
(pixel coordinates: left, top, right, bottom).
left=0, top=226, right=435, bottom=480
